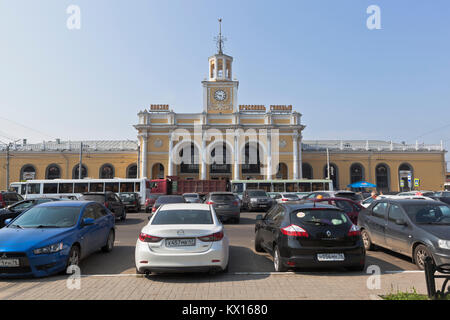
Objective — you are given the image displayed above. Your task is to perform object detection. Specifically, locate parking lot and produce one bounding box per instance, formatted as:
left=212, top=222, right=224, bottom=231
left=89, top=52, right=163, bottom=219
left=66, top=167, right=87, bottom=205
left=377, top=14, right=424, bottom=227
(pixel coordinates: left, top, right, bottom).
left=1, top=209, right=437, bottom=300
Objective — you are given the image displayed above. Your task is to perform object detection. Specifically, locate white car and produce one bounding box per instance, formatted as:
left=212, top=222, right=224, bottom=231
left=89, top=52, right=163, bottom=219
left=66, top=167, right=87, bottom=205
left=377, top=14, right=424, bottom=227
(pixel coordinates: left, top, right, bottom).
left=272, top=193, right=300, bottom=203
left=135, top=203, right=229, bottom=275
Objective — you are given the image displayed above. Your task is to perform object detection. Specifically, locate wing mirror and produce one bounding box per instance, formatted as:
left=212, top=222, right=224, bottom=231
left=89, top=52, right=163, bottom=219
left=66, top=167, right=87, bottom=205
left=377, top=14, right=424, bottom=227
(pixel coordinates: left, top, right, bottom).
left=82, top=218, right=95, bottom=226
left=4, top=218, right=12, bottom=225
left=395, top=219, right=407, bottom=226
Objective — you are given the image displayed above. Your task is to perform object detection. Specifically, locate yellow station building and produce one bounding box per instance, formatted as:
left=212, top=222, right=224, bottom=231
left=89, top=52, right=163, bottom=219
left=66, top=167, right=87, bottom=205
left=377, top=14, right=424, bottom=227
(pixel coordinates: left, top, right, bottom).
left=0, top=28, right=447, bottom=193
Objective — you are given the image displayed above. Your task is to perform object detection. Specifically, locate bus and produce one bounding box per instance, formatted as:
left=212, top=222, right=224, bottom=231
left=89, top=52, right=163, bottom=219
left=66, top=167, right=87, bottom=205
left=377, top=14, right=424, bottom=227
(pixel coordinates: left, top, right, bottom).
left=10, top=178, right=151, bottom=206
left=230, top=179, right=333, bottom=198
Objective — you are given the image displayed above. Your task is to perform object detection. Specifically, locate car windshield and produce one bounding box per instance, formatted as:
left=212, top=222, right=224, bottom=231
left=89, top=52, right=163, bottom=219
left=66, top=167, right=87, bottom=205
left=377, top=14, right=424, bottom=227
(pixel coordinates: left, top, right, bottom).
left=403, top=203, right=450, bottom=225
left=156, top=196, right=185, bottom=204
left=183, top=194, right=198, bottom=198
left=290, top=209, right=350, bottom=226
left=80, top=195, right=104, bottom=202
left=152, top=209, right=213, bottom=225
left=210, top=194, right=235, bottom=201
left=248, top=191, right=267, bottom=197
left=9, top=206, right=81, bottom=228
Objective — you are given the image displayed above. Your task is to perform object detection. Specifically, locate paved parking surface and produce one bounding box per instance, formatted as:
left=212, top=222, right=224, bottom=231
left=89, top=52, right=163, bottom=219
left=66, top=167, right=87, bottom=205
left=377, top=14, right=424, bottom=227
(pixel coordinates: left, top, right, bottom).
left=0, top=211, right=435, bottom=300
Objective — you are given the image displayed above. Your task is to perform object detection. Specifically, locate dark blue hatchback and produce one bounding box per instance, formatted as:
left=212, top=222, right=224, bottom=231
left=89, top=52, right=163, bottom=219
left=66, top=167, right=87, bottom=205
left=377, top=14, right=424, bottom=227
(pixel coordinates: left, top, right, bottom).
left=0, top=201, right=115, bottom=278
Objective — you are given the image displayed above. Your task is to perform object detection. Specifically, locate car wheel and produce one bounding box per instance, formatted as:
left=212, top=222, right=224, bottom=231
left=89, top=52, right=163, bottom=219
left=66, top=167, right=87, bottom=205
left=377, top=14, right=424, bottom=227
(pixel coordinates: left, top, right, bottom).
left=254, top=231, right=264, bottom=253
left=234, top=216, right=240, bottom=224
left=414, top=244, right=434, bottom=270
left=121, top=210, right=127, bottom=221
left=273, top=246, right=288, bottom=272
left=361, top=229, right=375, bottom=251
left=102, top=230, right=115, bottom=253
left=66, top=245, right=80, bottom=270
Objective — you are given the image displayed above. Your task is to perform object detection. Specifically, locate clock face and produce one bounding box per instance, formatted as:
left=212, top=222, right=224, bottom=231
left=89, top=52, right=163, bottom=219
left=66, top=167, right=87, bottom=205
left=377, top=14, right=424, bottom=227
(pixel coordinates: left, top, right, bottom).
left=214, top=90, right=227, bottom=101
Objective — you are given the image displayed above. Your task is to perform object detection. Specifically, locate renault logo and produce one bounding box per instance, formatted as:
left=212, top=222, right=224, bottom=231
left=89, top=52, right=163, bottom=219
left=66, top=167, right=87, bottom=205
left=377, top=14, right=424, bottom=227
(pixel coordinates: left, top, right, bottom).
left=326, top=231, right=332, bottom=237
left=177, top=230, right=184, bottom=236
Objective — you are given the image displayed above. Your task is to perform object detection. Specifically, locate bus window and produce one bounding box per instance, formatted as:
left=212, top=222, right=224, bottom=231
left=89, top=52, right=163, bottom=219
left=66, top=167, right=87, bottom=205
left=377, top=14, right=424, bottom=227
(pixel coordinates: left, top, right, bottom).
left=298, top=183, right=311, bottom=192
left=43, top=183, right=58, bottom=194
left=120, top=182, right=134, bottom=192
left=105, top=183, right=119, bottom=193
left=20, top=185, right=26, bottom=195
left=286, top=183, right=297, bottom=192
left=27, top=183, right=41, bottom=194
left=247, top=183, right=258, bottom=190
left=74, top=183, right=88, bottom=193
left=90, top=183, right=104, bottom=192
left=10, top=185, right=19, bottom=193
left=135, top=182, right=140, bottom=192
left=59, top=183, right=74, bottom=193
left=258, top=183, right=271, bottom=192
left=312, top=183, right=323, bottom=191
left=232, top=183, right=243, bottom=193
left=323, top=183, right=330, bottom=191
left=273, top=183, right=284, bottom=192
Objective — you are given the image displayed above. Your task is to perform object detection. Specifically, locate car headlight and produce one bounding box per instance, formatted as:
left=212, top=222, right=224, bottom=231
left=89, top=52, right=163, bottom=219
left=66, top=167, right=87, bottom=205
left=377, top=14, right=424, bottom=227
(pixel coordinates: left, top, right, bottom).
left=250, top=198, right=257, bottom=202
left=33, top=242, right=64, bottom=255
left=438, top=240, right=450, bottom=250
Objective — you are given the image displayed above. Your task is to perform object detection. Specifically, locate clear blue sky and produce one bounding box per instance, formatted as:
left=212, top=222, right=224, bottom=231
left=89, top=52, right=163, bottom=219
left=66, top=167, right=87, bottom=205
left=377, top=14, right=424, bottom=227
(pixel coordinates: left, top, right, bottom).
left=0, top=0, right=449, bottom=166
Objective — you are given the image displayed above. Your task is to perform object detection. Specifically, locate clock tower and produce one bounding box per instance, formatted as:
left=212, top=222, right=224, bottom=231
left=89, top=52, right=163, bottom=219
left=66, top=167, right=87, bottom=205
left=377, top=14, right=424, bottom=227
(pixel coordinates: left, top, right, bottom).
left=202, top=19, right=239, bottom=114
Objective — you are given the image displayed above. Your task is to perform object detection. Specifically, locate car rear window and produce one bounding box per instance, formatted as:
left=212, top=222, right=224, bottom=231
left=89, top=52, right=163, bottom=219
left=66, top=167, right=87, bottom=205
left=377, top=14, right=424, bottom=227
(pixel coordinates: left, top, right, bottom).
left=119, top=193, right=136, bottom=200
left=80, top=195, right=105, bottom=202
left=247, top=191, right=267, bottom=197
left=183, top=194, right=199, bottom=198
left=156, top=196, right=186, bottom=204
left=290, top=209, right=350, bottom=226
left=210, top=194, right=235, bottom=201
left=152, top=209, right=213, bottom=225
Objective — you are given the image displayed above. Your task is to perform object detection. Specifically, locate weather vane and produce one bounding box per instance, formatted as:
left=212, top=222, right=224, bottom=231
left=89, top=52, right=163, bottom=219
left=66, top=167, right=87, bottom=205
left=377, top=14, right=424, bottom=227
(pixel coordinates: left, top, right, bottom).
left=214, top=18, right=227, bottom=54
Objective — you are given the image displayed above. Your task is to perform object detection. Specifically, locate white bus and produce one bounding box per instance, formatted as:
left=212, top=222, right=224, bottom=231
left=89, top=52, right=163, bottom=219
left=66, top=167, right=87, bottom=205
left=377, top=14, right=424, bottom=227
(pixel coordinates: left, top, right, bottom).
left=10, top=178, right=150, bottom=206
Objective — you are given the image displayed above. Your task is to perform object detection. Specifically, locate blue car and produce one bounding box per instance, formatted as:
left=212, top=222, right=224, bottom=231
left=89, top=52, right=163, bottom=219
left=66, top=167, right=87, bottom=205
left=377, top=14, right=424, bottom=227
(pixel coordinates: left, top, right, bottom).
left=0, top=201, right=115, bottom=278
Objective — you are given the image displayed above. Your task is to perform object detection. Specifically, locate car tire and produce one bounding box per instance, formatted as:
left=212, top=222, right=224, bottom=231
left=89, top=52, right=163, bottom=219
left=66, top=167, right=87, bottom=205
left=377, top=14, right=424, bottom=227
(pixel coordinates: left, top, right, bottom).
left=254, top=231, right=264, bottom=253
left=66, top=245, right=81, bottom=271
left=361, top=229, right=375, bottom=251
left=102, top=230, right=115, bottom=253
left=273, top=246, right=288, bottom=272
left=414, top=244, right=434, bottom=270
left=221, top=263, right=229, bottom=273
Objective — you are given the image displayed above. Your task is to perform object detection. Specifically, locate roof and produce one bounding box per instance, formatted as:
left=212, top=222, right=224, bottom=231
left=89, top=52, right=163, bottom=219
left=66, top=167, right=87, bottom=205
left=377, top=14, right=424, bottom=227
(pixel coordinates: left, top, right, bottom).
left=0, top=140, right=138, bottom=152
left=158, top=203, right=210, bottom=210
left=38, top=200, right=91, bottom=207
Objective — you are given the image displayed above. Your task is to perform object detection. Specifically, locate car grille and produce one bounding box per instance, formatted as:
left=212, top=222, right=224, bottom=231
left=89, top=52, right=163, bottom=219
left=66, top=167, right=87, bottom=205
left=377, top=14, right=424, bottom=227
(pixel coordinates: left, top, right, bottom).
left=0, top=252, right=32, bottom=274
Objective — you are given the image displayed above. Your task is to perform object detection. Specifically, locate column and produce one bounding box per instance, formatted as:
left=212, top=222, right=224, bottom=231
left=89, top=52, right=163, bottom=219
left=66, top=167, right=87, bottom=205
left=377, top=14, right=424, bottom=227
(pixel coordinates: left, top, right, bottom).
left=298, top=134, right=303, bottom=179
left=168, top=131, right=174, bottom=176
left=293, top=131, right=299, bottom=179
left=201, top=136, right=207, bottom=180
left=234, top=132, right=240, bottom=180
left=266, top=130, right=272, bottom=179
left=140, top=132, right=148, bottom=178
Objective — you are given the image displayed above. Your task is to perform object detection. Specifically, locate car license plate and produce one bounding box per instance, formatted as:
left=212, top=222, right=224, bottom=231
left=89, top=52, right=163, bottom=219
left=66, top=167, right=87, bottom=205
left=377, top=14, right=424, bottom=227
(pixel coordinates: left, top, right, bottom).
left=317, top=253, right=345, bottom=262
left=165, top=239, right=196, bottom=247
left=0, top=259, right=20, bottom=267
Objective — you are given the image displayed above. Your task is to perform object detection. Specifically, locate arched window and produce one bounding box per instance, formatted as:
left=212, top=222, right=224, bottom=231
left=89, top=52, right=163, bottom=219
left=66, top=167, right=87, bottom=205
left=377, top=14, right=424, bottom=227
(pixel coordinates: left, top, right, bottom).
left=398, top=163, right=413, bottom=192
left=151, top=163, right=165, bottom=179
left=179, top=143, right=199, bottom=174
left=350, top=163, right=364, bottom=184
left=276, top=163, right=288, bottom=179
left=302, top=163, right=313, bottom=179
left=72, top=164, right=88, bottom=179
left=324, top=163, right=339, bottom=190
left=242, top=142, right=263, bottom=174
left=210, top=142, right=231, bottom=174
left=376, top=164, right=390, bottom=193
left=20, top=164, right=36, bottom=180
left=46, top=164, right=61, bottom=180
left=99, top=164, right=115, bottom=179
left=127, top=164, right=138, bottom=178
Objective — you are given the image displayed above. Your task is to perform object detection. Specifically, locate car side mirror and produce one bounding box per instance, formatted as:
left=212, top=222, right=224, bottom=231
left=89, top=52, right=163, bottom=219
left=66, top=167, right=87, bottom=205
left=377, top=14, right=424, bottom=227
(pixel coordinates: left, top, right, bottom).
left=4, top=218, right=12, bottom=225
left=256, top=214, right=263, bottom=221
left=82, top=218, right=95, bottom=226
left=395, top=219, right=407, bottom=226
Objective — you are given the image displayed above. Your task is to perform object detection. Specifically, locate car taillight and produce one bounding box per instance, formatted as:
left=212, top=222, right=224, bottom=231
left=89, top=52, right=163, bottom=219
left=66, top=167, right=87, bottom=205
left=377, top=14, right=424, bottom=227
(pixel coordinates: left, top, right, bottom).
left=232, top=201, right=239, bottom=206
left=281, top=198, right=289, bottom=202
left=139, top=233, right=162, bottom=243
left=152, top=206, right=157, bottom=212
left=205, top=201, right=214, bottom=205
left=348, top=224, right=361, bottom=237
left=281, top=224, right=309, bottom=237
left=198, top=230, right=224, bottom=242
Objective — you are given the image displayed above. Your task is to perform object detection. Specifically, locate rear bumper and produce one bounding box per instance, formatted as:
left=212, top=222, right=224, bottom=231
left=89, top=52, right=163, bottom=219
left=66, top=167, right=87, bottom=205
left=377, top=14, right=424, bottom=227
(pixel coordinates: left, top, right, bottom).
left=248, top=203, right=272, bottom=210
left=214, top=208, right=240, bottom=220
left=135, top=239, right=229, bottom=273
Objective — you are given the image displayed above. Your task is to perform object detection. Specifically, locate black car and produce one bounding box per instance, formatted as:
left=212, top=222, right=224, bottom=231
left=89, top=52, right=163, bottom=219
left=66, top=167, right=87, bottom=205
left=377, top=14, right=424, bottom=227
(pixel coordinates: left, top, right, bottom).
left=205, top=192, right=240, bottom=223
left=255, top=202, right=366, bottom=272
left=0, top=198, right=60, bottom=228
left=80, top=192, right=126, bottom=220
left=242, top=189, right=274, bottom=212
left=429, top=191, right=450, bottom=205
left=118, top=192, right=141, bottom=212
left=151, top=195, right=186, bottom=213
left=0, top=191, right=24, bottom=209
left=182, top=193, right=202, bottom=203
left=358, top=199, right=450, bottom=269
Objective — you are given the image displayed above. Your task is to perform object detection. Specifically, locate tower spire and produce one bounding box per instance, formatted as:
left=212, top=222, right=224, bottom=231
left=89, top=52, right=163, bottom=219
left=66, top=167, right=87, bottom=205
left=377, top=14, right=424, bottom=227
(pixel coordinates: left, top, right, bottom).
left=215, top=18, right=226, bottom=54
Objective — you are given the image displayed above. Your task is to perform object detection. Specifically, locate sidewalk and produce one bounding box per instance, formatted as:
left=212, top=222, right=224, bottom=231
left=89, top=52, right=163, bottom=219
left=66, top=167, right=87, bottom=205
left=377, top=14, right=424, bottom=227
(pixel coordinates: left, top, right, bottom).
left=0, top=271, right=440, bottom=300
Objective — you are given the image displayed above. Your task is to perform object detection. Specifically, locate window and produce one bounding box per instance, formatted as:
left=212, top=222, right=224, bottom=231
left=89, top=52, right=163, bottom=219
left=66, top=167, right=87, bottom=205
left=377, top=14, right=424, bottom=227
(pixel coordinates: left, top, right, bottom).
left=376, top=164, right=390, bottom=192
left=152, top=209, right=213, bottom=225
left=83, top=205, right=97, bottom=220
left=27, top=183, right=40, bottom=194
left=388, top=204, right=404, bottom=222
left=59, top=183, right=73, bottom=193
left=73, top=164, right=87, bottom=179
left=21, top=165, right=36, bottom=180
left=99, top=164, right=115, bottom=179
left=120, top=182, right=134, bottom=192
left=134, top=182, right=141, bottom=192
left=127, top=164, right=138, bottom=178
left=350, top=163, right=364, bottom=184
left=302, top=163, right=313, bottom=179
left=90, top=183, right=104, bottom=192
left=43, top=183, right=58, bottom=194
left=372, top=202, right=388, bottom=219
left=335, top=200, right=354, bottom=214
left=74, top=183, right=88, bottom=193
left=46, top=164, right=61, bottom=180
left=105, top=183, right=119, bottom=193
